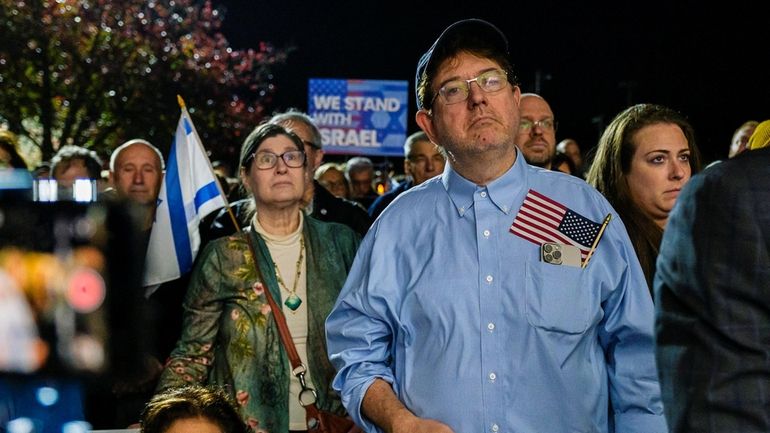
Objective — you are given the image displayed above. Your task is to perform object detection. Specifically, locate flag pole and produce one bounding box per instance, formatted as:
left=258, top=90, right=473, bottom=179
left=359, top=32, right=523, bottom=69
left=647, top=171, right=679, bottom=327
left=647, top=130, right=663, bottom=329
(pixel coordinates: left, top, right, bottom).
left=176, top=94, right=242, bottom=233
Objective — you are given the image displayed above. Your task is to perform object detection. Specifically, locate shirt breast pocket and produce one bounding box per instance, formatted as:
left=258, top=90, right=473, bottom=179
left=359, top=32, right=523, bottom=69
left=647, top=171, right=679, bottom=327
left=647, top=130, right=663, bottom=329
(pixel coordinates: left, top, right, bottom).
left=524, top=260, right=590, bottom=334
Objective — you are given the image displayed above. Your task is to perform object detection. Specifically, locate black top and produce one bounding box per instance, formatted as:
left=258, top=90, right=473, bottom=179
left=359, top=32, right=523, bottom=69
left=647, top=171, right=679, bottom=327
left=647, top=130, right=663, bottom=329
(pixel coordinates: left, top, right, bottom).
left=368, top=179, right=413, bottom=220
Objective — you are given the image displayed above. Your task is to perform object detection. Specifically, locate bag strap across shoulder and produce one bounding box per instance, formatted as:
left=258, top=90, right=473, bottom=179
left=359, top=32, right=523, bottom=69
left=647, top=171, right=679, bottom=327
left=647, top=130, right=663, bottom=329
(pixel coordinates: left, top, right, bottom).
left=242, top=227, right=319, bottom=405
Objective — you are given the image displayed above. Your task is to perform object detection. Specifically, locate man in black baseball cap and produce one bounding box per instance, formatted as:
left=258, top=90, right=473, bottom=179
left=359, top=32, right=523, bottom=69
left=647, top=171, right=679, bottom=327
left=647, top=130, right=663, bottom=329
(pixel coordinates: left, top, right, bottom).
left=414, top=18, right=514, bottom=111
left=327, top=18, right=666, bottom=433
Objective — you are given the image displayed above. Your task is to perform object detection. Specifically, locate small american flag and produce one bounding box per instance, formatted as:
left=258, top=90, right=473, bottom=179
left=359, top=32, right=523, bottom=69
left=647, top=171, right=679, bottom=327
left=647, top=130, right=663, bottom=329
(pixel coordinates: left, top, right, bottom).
left=510, top=189, right=602, bottom=260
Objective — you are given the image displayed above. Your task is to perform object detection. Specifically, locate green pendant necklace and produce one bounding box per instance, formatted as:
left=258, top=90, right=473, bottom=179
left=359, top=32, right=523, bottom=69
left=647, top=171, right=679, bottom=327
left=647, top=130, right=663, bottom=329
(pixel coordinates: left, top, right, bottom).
left=274, top=235, right=304, bottom=311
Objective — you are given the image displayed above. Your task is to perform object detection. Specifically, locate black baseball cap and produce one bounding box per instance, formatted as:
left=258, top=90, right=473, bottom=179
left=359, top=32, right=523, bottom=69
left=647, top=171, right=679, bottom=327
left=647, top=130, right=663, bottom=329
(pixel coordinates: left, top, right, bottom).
left=415, top=19, right=509, bottom=110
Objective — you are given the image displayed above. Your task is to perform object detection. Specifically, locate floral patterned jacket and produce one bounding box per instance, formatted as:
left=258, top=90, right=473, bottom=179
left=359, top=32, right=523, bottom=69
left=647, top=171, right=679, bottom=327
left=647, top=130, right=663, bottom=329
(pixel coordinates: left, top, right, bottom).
left=156, top=216, right=360, bottom=432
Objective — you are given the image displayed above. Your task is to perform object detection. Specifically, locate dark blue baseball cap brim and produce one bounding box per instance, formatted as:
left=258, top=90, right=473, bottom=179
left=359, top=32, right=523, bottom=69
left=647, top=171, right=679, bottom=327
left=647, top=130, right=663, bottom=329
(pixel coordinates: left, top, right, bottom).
left=415, top=19, right=509, bottom=110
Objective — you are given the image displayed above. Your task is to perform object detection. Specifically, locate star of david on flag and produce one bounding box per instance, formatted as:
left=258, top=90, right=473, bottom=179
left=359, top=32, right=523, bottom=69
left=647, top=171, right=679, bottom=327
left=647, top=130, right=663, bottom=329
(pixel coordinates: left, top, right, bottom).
left=510, top=189, right=602, bottom=260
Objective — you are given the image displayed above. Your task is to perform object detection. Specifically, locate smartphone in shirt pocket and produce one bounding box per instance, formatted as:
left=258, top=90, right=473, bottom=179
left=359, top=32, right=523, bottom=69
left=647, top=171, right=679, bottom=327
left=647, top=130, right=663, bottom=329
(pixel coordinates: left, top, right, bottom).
left=540, top=242, right=582, bottom=268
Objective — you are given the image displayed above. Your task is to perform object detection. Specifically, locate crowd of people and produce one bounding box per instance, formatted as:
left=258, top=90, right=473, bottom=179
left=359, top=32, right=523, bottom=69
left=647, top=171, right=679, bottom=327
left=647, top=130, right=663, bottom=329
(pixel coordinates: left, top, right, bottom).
left=2, top=18, right=770, bottom=433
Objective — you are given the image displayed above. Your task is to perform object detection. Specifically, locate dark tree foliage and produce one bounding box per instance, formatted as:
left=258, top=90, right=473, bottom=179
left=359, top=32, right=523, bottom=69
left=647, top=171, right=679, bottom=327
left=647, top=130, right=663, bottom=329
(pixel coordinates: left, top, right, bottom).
left=0, top=0, right=290, bottom=163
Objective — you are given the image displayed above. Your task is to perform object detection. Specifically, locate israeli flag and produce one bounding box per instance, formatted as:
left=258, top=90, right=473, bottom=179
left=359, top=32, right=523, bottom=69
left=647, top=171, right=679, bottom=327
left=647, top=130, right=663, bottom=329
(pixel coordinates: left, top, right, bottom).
left=142, top=109, right=227, bottom=292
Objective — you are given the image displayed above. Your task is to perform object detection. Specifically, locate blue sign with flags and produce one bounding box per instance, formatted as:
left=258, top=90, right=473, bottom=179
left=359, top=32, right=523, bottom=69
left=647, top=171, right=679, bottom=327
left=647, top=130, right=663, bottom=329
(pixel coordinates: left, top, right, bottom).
left=308, top=78, right=408, bottom=156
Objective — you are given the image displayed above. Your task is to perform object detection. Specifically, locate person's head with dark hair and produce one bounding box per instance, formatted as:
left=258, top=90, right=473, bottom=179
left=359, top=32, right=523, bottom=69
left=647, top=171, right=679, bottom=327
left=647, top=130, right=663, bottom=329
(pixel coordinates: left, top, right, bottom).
left=414, top=19, right=522, bottom=185
left=551, top=152, right=576, bottom=175
left=415, top=19, right=518, bottom=113
left=0, top=130, right=28, bottom=169
left=586, top=103, right=702, bottom=290
left=32, top=162, right=51, bottom=179
left=556, top=138, right=583, bottom=172
left=239, top=123, right=306, bottom=172
left=50, top=144, right=103, bottom=187
left=140, top=385, right=248, bottom=433
left=238, top=122, right=307, bottom=219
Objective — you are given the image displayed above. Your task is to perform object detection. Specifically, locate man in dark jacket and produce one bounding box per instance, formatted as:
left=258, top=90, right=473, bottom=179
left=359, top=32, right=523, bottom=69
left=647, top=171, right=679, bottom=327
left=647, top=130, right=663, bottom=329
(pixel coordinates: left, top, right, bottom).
left=368, top=131, right=445, bottom=220
left=655, top=147, right=770, bottom=432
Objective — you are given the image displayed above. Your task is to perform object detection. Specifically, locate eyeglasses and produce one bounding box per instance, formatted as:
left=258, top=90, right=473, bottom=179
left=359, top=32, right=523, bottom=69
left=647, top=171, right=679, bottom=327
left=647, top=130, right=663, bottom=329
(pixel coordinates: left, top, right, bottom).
left=431, top=69, right=509, bottom=106
left=519, top=118, right=557, bottom=132
left=250, top=150, right=306, bottom=170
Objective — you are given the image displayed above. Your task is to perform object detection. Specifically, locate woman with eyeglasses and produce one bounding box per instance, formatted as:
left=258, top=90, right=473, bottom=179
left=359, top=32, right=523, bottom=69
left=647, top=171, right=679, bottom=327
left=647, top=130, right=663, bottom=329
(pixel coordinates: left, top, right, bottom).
left=586, top=104, right=701, bottom=295
left=155, top=123, right=360, bottom=432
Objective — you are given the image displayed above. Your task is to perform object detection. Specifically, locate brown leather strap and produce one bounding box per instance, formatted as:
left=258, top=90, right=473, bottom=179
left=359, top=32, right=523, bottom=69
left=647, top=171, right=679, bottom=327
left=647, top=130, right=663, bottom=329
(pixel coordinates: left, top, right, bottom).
left=244, top=226, right=326, bottom=429
left=242, top=226, right=303, bottom=370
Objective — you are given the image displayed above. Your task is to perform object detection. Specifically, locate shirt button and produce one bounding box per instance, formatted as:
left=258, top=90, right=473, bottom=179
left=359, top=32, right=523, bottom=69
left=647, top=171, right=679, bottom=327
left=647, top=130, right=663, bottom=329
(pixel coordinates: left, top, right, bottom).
left=487, top=322, right=495, bottom=331
left=483, top=229, right=490, bottom=237
left=489, top=372, right=496, bottom=381
left=491, top=424, right=499, bottom=432
left=480, top=191, right=487, bottom=198
left=485, top=275, right=493, bottom=283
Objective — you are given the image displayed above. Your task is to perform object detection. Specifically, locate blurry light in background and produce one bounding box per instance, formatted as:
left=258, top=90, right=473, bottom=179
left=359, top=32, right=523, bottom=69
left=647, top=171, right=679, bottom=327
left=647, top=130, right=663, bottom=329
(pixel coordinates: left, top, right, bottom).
left=35, top=386, right=59, bottom=406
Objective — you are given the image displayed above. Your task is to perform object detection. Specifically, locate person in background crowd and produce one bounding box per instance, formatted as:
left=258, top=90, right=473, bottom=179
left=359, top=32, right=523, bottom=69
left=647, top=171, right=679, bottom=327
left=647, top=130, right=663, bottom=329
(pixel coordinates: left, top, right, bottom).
left=0, top=130, right=28, bottom=169
left=327, top=18, right=666, bottom=433
left=107, top=139, right=165, bottom=229
left=556, top=138, right=584, bottom=176
left=211, top=160, right=233, bottom=180
left=140, top=385, right=249, bottom=433
left=586, top=103, right=701, bottom=292
left=157, top=123, right=359, bottom=432
left=550, top=151, right=577, bottom=175
left=80, top=139, right=168, bottom=429
left=0, top=130, right=32, bottom=199
left=727, top=120, right=757, bottom=158
left=655, top=147, right=770, bottom=433
left=747, top=119, right=770, bottom=150
left=368, top=131, right=445, bottom=219
left=50, top=144, right=103, bottom=188
left=33, top=162, right=51, bottom=179
left=315, top=162, right=350, bottom=198
left=515, top=93, right=557, bottom=169
left=344, top=156, right=377, bottom=208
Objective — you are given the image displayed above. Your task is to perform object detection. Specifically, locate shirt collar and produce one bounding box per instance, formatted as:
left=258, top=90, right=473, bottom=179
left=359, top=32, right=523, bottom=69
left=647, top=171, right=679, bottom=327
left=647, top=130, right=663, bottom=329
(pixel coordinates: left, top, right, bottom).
left=442, top=148, right=527, bottom=218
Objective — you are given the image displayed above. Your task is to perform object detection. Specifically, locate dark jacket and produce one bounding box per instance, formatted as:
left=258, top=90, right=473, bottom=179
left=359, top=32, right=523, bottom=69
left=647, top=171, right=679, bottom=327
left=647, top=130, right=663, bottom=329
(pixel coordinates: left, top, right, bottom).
left=655, top=147, right=770, bottom=433
left=368, top=179, right=413, bottom=220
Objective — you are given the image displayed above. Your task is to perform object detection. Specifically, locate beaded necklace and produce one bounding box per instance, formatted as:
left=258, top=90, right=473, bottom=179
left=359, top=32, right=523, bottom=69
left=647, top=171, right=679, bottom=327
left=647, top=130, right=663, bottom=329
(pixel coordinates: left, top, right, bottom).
left=273, top=235, right=305, bottom=311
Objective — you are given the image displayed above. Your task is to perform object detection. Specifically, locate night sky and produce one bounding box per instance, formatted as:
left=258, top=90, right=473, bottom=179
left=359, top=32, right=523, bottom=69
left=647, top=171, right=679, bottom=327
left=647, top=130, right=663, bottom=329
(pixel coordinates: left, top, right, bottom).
left=215, top=0, right=769, bottom=165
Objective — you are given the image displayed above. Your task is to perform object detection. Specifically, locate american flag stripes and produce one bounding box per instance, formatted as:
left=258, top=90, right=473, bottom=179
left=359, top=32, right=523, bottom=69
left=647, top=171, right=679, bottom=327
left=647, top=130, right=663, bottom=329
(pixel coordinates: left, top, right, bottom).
left=510, top=189, right=602, bottom=260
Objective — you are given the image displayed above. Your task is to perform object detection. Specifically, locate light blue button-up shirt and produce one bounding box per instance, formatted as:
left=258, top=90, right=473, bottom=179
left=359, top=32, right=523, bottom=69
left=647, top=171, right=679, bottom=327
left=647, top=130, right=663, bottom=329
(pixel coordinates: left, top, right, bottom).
left=326, top=152, right=667, bottom=433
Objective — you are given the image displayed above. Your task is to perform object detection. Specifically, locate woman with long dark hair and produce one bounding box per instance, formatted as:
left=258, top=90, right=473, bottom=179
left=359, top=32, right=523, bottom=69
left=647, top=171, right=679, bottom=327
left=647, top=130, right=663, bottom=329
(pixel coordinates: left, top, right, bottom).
left=586, top=104, right=701, bottom=293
